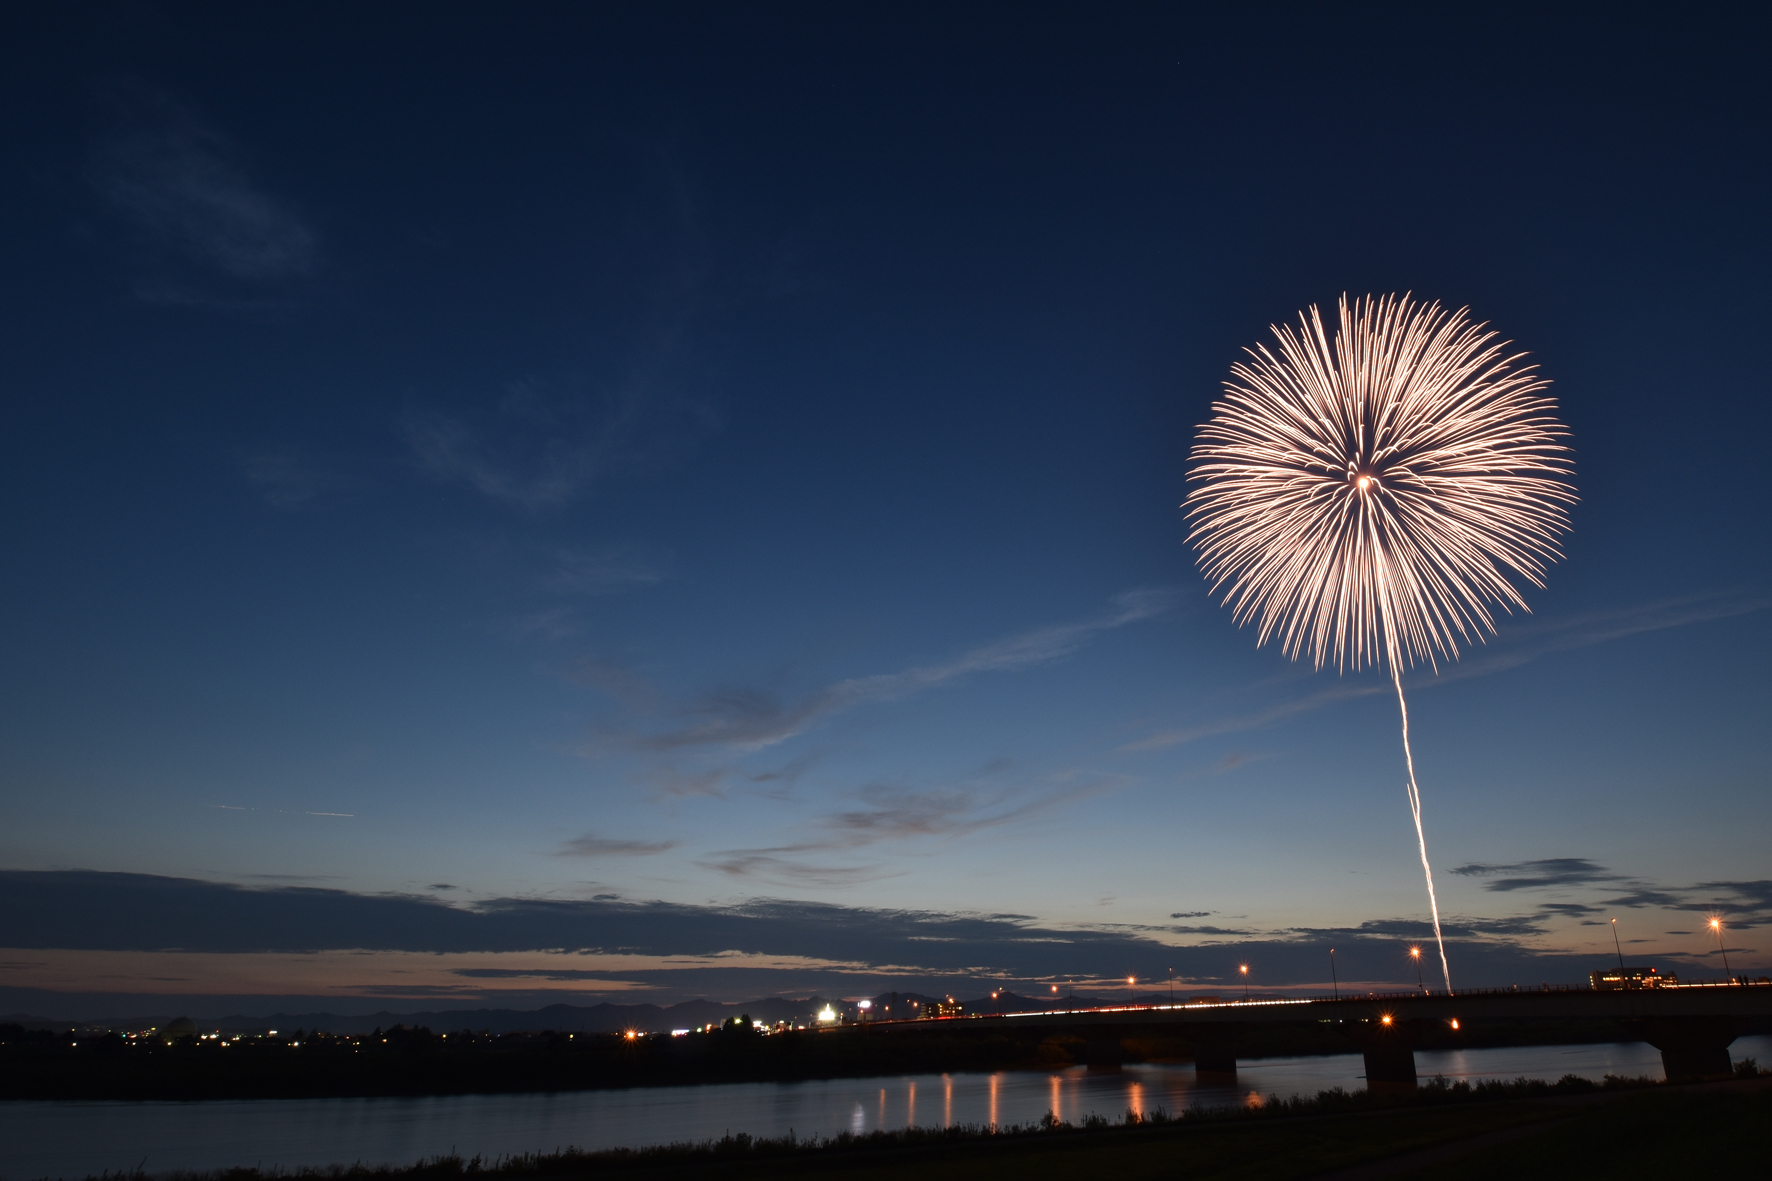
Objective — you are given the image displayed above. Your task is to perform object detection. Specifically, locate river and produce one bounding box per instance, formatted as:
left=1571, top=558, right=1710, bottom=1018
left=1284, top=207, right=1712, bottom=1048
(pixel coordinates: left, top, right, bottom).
left=4, top=1036, right=1767, bottom=1180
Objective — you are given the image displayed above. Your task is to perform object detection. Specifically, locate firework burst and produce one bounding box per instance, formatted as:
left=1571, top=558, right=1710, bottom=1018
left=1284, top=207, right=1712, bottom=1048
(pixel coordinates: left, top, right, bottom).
left=1186, top=293, right=1576, bottom=992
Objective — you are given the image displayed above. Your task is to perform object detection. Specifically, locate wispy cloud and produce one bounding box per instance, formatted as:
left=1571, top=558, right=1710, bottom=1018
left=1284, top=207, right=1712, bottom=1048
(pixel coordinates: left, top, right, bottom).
left=1120, top=589, right=1768, bottom=753
left=1121, top=684, right=1375, bottom=752
left=239, top=452, right=346, bottom=507
left=746, top=752, right=820, bottom=797
left=815, top=775, right=1122, bottom=848
left=90, top=88, right=317, bottom=284
left=625, top=588, right=1180, bottom=752
left=692, top=771, right=1124, bottom=889
left=640, top=767, right=727, bottom=799
left=567, top=655, right=661, bottom=708
left=554, top=834, right=680, bottom=857
left=1419, top=591, right=1770, bottom=688
left=402, top=382, right=719, bottom=510
left=696, top=851, right=903, bottom=888
left=542, top=545, right=668, bottom=596
left=403, top=232, right=720, bottom=511
left=0, top=871, right=1730, bottom=1000
left=1451, top=858, right=1620, bottom=892
left=1451, top=857, right=1772, bottom=933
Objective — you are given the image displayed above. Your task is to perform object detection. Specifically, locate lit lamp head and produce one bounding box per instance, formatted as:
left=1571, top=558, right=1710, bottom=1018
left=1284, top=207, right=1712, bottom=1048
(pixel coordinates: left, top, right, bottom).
left=1410, top=947, right=1420, bottom=959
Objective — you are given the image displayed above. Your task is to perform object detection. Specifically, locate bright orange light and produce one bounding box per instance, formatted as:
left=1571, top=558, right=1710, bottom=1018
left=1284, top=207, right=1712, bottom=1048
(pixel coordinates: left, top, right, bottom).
left=1381, top=1015, right=1392, bottom=1026
left=623, top=1030, right=637, bottom=1040
left=1410, top=947, right=1420, bottom=958
left=1356, top=475, right=1371, bottom=490
left=1127, top=977, right=1135, bottom=985
left=1450, top=1019, right=1460, bottom=1030
left=1239, top=965, right=1248, bottom=975
left=1051, top=985, right=1059, bottom=992
left=1710, top=919, right=1721, bottom=929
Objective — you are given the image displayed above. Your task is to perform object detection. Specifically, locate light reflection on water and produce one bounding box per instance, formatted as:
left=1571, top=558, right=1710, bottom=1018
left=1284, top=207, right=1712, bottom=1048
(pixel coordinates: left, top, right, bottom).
left=3, top=1036, right=1767, bottom=1181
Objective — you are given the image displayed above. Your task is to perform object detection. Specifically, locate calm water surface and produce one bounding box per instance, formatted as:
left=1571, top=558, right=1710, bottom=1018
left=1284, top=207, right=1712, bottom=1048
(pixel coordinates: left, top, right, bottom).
left=4, top=1036, right=1767, bottom=1180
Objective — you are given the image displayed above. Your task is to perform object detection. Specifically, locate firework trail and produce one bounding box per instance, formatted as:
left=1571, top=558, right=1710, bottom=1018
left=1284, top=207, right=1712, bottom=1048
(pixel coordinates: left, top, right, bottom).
left=1186, top=294, right=1576, bottom=993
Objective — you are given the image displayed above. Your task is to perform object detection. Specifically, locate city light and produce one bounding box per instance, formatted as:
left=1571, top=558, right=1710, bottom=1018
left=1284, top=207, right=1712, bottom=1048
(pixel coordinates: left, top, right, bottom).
left=1710, top=918, right=1733, bottom=981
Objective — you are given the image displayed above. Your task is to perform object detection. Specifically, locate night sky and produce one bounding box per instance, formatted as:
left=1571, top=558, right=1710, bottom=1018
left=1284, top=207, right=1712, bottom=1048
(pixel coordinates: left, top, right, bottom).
left=1, top=3, right=1767, bottom=1018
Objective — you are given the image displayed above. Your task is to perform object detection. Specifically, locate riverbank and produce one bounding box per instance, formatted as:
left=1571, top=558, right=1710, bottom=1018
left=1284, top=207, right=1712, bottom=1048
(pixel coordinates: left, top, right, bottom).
left=11, top=1015, right=1749, bottom=1102
left=69, top=1073, right=1769, bottom=1180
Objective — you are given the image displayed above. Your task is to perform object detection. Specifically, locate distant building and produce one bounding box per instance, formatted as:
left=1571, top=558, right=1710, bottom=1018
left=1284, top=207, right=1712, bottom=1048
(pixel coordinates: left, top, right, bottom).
left=921, top=999, right=965, bottom=1018
left=1591, top=967, right=1675, bottom=990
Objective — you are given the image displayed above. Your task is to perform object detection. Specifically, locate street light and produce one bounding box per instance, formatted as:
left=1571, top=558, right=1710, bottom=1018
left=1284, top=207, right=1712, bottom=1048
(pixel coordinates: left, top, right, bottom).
left=1410, top=947, right=1424, bottom=993
left=1710, top=918, right=1733, bottom=983
left=1611, top=918, right=1625, bottom=973
left=1168, top=966, right=1175, bottom=1005
left=1329, top=948, right=1339, bottom=1000
left=1239, top=964, right=1249, bottom=1001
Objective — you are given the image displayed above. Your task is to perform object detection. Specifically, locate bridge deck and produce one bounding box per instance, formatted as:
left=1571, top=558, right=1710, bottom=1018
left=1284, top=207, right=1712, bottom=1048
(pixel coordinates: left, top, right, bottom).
left=853, top=982, right=1772, bottom=1031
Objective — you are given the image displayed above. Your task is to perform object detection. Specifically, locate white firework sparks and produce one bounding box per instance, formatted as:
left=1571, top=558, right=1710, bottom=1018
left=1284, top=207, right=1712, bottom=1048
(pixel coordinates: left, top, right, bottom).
left=1186, top=293, right=1577, bottom=993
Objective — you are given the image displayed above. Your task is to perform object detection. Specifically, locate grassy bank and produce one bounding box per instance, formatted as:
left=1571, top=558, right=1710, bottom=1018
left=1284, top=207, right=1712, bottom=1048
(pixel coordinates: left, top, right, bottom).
left=72, top=1072, right=1770, bottom=1181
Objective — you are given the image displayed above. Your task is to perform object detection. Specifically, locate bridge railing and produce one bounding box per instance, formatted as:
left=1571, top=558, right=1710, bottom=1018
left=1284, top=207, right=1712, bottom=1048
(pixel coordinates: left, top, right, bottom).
left=866, top=979, right=1770, bottom=1023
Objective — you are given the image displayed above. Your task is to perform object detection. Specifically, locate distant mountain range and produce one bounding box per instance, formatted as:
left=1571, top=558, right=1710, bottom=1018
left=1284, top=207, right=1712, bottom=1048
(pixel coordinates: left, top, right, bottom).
left=4, top=988, right=1156, bottom=1035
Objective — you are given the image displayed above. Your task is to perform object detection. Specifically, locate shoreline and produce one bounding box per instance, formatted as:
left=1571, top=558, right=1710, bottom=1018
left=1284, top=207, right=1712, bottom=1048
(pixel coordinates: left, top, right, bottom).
left=32, top=1074, right=1771, bottom=1181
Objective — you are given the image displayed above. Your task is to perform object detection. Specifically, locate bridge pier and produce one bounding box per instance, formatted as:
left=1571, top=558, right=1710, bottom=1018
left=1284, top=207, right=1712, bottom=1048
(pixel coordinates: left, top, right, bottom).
left=1621, top=1016, right=1742, bottom=1080
left=1191, top=1023, right=1238, bottom=1082
left=1080, top=1032, right=1125, bottom=1071
left=1347, top=1019, right=1419, bottom=1095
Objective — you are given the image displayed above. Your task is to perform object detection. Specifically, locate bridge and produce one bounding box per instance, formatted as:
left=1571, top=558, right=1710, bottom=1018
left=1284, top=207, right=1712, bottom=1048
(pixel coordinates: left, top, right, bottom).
left=852, top=982, right=1772, bottom=1089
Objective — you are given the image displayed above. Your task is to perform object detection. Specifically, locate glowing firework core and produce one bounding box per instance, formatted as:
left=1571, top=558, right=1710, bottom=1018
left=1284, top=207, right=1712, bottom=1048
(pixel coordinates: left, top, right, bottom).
left=1187, top=294, right=1576, bottom=995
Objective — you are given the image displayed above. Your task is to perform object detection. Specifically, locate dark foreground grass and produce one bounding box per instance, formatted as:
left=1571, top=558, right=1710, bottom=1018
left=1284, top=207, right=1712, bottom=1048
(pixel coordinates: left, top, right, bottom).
left=81, top=1073, right=1770, bottom=1181
left=1390, top=1083, right=1772, bottom=1178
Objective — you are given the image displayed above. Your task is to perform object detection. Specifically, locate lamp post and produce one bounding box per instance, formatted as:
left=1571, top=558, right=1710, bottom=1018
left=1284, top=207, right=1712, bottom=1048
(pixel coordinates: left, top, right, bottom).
left=1410, top=946, right=1425, bottom=993
left=1611, top=918, right=1625, bottom=974
left=1710, top=918, right=1733, bottom=983
left=1329, top=948, right=1339, bottom=1000
left=1168, top=967, right=1175, bottom=1005
left=1239, top=963, right=1249, bottom=1001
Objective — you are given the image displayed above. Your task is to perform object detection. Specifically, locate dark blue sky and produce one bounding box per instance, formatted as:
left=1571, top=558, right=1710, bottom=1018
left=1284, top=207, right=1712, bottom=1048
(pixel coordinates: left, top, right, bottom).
left=1, top=3, right=1767, bottom=1015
